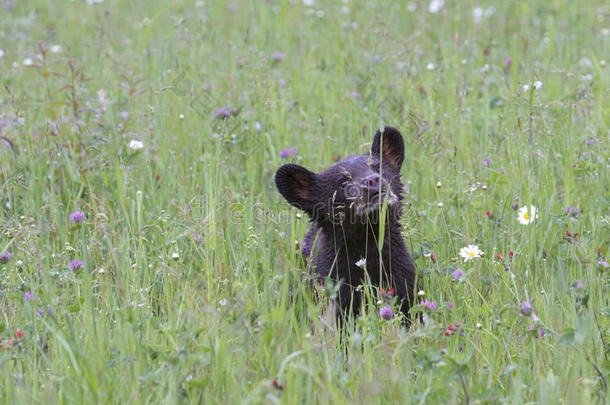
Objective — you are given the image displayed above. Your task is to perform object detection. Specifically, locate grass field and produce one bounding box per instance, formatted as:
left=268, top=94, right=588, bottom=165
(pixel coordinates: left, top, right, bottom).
left=0, top=0, right=609, bottom=403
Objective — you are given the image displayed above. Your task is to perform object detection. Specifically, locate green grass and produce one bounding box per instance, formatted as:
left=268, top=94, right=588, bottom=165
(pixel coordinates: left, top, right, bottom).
left=0, top=0, right=608, bottom=403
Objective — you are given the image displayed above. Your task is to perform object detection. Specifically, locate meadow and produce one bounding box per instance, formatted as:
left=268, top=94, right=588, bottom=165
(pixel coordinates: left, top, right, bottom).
left=0, top=0, right=608, bottom=403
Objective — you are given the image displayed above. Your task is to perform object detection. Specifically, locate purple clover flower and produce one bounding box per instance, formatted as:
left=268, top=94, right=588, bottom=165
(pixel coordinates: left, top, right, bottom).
left=503, top=57, right=512, bottom=68
left=272, top=52, right=284, bottom=62
left=215, top=107, right=231, bottom=120
left=418, top=299, right=436, bottom=310
left=70, top=260, right=84, bottom=271
left=482, top=158, right=490, bottom=166
left=586, top=139, right=595, bottom=145
left=24, top=291, right=37, bottom=302
left=69, top=211, right=84, bottom=222
left=379, top=306, right=394, bottom=320
left=281, top=148, right=297, bottom=159
left=0, top=251, right=10, bottom=264
left=452, top=268, right=463, bottom=281
left=566, top=205, right=579, bottom=216
left=574, top=280, right=584, bottom=289
left=447, top=302, right=453, bottom=309
left=520, top=301, right=532, bottom=316
left=598, top=260, right=609, bottom=269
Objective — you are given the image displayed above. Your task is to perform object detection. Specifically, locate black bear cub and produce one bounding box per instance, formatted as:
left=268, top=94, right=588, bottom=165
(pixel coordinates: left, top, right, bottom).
left=275, top=126, right=418, bottom=324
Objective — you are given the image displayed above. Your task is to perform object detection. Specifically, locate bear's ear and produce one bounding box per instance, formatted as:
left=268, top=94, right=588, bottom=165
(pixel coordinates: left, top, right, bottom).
left=275, top=164, right=318, bottom=213
left=371, top=126, right=405, bottom=170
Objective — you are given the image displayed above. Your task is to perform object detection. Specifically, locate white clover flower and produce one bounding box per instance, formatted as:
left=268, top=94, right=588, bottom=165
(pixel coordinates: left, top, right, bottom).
left=128, top=140, right=144, bottom=151
left=533, top=81, right=543, bottom=90
left=426, top=63, right=435, bottom=71
left=459, top=245, right=484, bottom=262
left=428, top=0, right=444, bottom=13
left=50, top=45, right=62, bottom=54
left=518, top=205, right=538, bottom=225
left=23, top=58, right=33, bottom=66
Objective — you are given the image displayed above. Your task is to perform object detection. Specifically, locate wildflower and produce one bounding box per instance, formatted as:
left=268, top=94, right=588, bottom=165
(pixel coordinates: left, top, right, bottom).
left=281, top=148, right=297, bottom=159
left=379, top=306, right=394, bottom=320
left=215, top=107, right=231, bottom=119
left=520, top=301, right=532, bottom=316
left=373, top=55, right=381, bottom=62
left=192, top=233, right=203, bottom=244
left=0, top=251, right=10, bottom=264
left=459, top=245, right=484, bottom=262
left=69, top=211, right=85, bottom=222
left=566, top=205, right=579, bottom=216
left=472, top=7, right=483, bottom=23
left=23, top=58, right=33, bottom=66
left=452, top=268, right=463, bottom=281
left=0, top=49, right=4, bottom=58
left=586, top=139, right=595, bottom=145
left=417, top=290, right=425, bottom=296
left=486, top=210, right=494, bottom=220
left=574, top=281, right=584, bottom=290
left=37, top=307, right=45, bottom=316
left=517, top=205, right=538, bottom=225
left=482, top=158, right=490, bottom=166
left=171, top=252, right=180, bottom=261
left=50, top=45, right=61, bottom=53
left=128, top=140, right=144, bottom=151
left=15, top=330, right=23, bottom=338
left=598, top=260, right=609, bottom=269
left=437, top=202, right=443, bottom=207
left=429, top=253, right=436, bottom=262
left=70, top=260, right=84, bottom=271
left=533, top=81, right=543, bottom=90
left=436, top=181, right=442, bottom=188
left=272, top=52, right=284, bottom=62
left=509, top=251, right=514, bottom=259
left=447, top=302, right=453, bottom=309
left=428, top=0, right=444, bottom=13
left=419, top=299, right=436, bottom=310
left=426, top=63, right=435, bottom=71
left=301, top=241, right=309, bottom=256
left=497, top=254, right=504, bottom=260
left=24, top=291, right=37, bottom=302
left=503, top=57, right=512, bottom=68
left=522, top=84, right=530, bottom=92
left=355, top=258, right=366, bottom=268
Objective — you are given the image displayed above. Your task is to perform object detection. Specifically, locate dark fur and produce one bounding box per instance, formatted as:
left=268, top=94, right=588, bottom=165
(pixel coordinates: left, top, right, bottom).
left=275, top=126, right=418, bottom=323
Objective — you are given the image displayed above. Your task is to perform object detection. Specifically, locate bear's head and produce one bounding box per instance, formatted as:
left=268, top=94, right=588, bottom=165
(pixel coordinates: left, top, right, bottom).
left=275, top=126, right=406, bottom=226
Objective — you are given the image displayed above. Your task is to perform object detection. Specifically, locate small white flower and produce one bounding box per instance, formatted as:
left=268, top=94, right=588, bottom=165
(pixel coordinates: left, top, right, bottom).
left=426, top=63, right=435, bottom=71
left=428, top=0, right=444, bottom=13
left=23, top=58, right=33, bottom=66
left=437, top=202, right=443, bottom=207
left=128, top=140, right=144, bottom=151
left=473, top=7, right=483, bottom=23
left=50, top=45, right=62, bottom=54
left=476, top=323, right=482, bottom=329
left=0, top=49, right=4, bottom=58
left=255, top=121, right=262, bottom=131
left=517, top=205, right=538, bottom=225
left=172, top=252, right=180, bottom=261
left=179, top=114, right=184, bottom=119
left=533, top=80, right=543, bottom=90
left=436, top=181, right=442, bottom=188
left=355, top=258, right=366, bottom=268
left=522, top=84, right=530, bottom=92
left=417, top=290, right=425, bottom=296
left=459, top=244, right=484, bottom=262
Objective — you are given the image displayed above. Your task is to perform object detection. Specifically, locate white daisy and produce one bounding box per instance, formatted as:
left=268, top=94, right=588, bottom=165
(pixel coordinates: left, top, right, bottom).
left=517, top=205, right=538, bottom=225
left=355, top=258, right=366, bottom=268
left=533, top=80, right=543, bottom=90
left=459, top=244, right=484, bottom=262
left=128, top=140, right=144, bottom=151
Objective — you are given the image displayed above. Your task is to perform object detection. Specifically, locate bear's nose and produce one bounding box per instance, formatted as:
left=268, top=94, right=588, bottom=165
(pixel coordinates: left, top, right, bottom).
left=362, top=173, right=382, bottom=192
